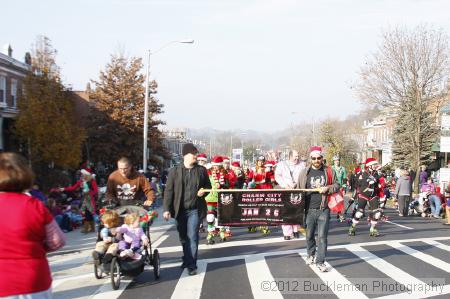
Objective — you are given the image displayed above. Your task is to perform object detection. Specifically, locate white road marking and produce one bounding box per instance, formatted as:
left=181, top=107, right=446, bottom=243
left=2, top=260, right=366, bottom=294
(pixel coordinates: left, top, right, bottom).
left=245, top=255, right=283, bottom=299
left=90, top=278, right=133, bottom=299
left=171, top=261, right=207, bottom=299
left=389, top=241, right=450, bottom=273
left=383, top=220, right=414, bottom=230
left=347, top=245, right=425, bottom=290
left=158, top=236, right=305, bottom=254
left=422, top=239, right=450, bottom=252
left=299, top=251, right=369, bottom=299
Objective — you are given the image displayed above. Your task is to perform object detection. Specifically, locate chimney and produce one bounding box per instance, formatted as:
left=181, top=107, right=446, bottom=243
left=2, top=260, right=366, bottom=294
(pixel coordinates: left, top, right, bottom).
left=2, top=44, right=13, bottom=57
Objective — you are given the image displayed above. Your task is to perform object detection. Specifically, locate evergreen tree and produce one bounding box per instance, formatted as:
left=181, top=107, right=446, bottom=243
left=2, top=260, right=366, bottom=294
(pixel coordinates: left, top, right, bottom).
left=88, top=54, right=167, bottom=167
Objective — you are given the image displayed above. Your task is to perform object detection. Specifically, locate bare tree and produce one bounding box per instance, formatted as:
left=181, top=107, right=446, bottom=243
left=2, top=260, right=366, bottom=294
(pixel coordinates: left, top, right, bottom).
left=357, top=25, right=449, bottom=191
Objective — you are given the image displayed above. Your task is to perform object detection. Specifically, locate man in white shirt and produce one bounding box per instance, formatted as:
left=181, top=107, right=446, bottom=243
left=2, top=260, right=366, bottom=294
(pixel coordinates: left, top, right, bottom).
left=275, top=150, right=305, bottom=240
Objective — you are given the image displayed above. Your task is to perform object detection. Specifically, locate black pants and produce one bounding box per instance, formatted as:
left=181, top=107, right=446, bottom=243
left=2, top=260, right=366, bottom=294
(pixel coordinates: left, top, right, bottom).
left=398, top=195, right=410, bottom=216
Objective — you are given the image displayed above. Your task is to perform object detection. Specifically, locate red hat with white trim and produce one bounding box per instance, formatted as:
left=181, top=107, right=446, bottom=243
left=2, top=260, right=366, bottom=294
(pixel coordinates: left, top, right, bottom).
left=231, top=161, right=241, bottom=168
left=365, top=157, right=378, bottom=167
left=81, top=168, right=95, bottom=177
left=211, top=156, right=223, bottom=166
left=197, top=153, right=207, bottom=161
left=310, top=146, right=323, bottom=157
left=222, top=156, right=230, bottom=162
left=265, top=161, right=275, bottom=167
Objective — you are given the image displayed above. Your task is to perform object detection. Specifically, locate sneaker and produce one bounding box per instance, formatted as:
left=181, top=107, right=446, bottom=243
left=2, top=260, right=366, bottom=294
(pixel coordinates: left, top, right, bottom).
left=432, top=214, right=440, bottom=219
left=188, top=268, right=197, bottom=276
left=316, top=263, right=328, bottom=272
left=305, top=255, right=315, bottom=265
left=284, top=236, right=291, bottom=240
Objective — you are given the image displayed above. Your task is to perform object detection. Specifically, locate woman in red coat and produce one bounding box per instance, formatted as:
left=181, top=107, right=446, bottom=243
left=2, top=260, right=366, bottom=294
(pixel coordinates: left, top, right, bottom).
left=0, top=152, right=66, bottom=298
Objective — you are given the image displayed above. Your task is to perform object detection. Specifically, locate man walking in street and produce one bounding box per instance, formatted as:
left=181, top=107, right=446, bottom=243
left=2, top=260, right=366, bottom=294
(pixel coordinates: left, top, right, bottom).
left=106, top=157, right=155, bottom=207
left=163, top=143, right=211, bottom=275
left=297, top=146, right=339, bottom=272
left=275, top=150, right=305, bottom=240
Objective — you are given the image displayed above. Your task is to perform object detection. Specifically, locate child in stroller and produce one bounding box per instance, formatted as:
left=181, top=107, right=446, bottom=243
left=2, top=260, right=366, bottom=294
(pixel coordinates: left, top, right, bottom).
left=92, top=205, right=160, bottom=290
left=92, top=210, right=121, bottom=264
left=116, top=213, right=149, bottom=260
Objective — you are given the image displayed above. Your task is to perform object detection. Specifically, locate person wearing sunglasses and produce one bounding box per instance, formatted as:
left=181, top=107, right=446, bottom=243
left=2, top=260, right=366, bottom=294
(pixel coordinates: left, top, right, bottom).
left=296, top=146, right=339, bottom=272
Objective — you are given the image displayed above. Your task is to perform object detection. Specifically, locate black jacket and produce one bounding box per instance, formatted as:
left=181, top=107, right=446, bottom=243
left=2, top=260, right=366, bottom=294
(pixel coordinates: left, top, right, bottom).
left=163, top=164, right=211, bottom=219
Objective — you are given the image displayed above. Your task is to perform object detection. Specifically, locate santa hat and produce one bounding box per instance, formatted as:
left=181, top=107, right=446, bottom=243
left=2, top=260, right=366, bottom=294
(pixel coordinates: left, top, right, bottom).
left=197, top=153, right=207, bottom=161
left=265, top=161, right=275, bottom=167
left=211, top=156, right=223, bottom=166
left=310, top=146, right=323, bottom=157
left=355, top=167, right=361, bottom=173
left=81, top=168, right=95, bottom=177
left=365, top=157, right=378, bottom=167
left=222, top=156, right=230, bottom=162
left=231, top=161, right=241, bottom=168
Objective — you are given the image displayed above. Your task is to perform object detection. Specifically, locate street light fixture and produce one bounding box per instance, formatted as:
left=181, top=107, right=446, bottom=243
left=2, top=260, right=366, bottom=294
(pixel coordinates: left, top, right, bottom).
left=143, top=39, right=194, bottom=171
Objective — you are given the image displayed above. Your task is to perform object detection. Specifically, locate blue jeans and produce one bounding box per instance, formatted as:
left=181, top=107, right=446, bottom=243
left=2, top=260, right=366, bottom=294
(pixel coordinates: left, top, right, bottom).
left=429, top=195, right=442, bottom=216
left=176, top=209, right=200, bottom=270
left=305, top=209, right=330, bottom=264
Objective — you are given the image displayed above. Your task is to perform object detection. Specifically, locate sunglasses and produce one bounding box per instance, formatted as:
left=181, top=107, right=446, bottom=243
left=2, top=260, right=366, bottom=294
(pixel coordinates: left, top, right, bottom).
left=311, top=156, right=323, bottom=161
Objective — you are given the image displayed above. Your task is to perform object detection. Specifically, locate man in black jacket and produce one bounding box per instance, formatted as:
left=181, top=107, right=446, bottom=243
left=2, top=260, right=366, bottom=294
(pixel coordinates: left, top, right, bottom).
left=163, top=143, right=211, bottom=275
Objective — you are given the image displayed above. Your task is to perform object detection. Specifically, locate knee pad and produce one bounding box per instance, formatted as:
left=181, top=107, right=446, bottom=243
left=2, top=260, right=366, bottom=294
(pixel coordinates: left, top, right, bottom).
left=379, top=197, right=386, bottom=209
left=206, top=213, right=215, bottom=224
left=354, top=209, right=364, bottom=220
left=373, top=210, right=382, bottom=220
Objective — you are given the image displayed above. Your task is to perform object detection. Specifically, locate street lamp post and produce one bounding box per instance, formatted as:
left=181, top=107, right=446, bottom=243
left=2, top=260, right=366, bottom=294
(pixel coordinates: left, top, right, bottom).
left=143, top=39, right=194, bottom=171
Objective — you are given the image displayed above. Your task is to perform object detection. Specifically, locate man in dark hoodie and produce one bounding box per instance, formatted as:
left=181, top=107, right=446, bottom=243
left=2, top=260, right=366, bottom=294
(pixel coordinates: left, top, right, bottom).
left=297, top=146, right=339, bottom=273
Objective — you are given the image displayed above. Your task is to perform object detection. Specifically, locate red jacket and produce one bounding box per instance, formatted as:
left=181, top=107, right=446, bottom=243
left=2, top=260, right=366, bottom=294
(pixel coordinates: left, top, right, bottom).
left=0, top=193, right=54, bottom=296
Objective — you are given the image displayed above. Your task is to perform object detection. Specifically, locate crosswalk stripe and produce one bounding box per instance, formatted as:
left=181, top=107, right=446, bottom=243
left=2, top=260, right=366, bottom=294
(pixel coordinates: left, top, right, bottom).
left=90, top=278, right=133, bottom=299
left=384, top=220, right=414, bottom=230
left=158, top=236, right=305, bottom=254
left=171, top=261, right=207, bottom=299
left=347, top=245, right=425, bottom=288
left=245, top=255, right=283, bottom=299
left=389, top=241, right=450, bottom=273
left=422, top=239, right=450, bottom=252
left=299, top=251, right=369, bottom=299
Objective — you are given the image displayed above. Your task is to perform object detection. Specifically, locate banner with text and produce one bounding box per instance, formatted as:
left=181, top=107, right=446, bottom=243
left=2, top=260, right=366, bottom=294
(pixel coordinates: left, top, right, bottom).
left=217, top=190, right=304, bottom=226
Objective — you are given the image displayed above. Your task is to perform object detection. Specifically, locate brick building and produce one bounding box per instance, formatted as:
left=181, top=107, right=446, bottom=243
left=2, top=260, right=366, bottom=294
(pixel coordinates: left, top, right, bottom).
left=0, top=44, right=31, bottom=151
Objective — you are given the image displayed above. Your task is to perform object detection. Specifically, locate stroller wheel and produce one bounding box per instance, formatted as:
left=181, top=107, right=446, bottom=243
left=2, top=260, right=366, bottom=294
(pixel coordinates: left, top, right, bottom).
left=152, top=249, right=160, bottom=279
left=94, top=261, right=103, bottom=279
left=110, top=257, right=121, bottom=290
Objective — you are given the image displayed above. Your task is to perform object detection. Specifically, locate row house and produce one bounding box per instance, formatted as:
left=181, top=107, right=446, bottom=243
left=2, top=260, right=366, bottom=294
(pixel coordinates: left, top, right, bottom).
left=0, top=44, right=31, bottom=151
left=361, top=111, right=396, bottom=166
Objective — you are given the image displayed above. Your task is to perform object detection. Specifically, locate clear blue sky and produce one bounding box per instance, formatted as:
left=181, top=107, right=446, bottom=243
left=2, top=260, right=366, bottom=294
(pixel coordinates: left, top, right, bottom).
left=2, top=0, right=449, bottom=131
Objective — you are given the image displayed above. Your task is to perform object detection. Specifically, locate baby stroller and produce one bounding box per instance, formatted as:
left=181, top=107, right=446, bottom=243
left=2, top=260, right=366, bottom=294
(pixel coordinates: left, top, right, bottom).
left=93, top=205, right=160, bottom=290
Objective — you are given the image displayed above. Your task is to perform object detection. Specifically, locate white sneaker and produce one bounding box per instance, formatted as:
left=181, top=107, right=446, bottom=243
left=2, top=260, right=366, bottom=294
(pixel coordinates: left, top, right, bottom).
left=305, top=255, right=315, bottom=265
left=316, top=263, right=329, bottom=272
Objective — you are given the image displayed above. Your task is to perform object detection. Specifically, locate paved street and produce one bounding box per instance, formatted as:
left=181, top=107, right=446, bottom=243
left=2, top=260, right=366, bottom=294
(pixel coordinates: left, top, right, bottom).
left=50, top=206, right=450, bottom=299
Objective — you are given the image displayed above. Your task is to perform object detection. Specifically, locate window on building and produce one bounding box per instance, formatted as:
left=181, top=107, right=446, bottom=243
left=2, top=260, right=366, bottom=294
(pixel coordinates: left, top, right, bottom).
left=0, top=76, right=5, bottom=104
left=11, top=79, right=17, bottom=107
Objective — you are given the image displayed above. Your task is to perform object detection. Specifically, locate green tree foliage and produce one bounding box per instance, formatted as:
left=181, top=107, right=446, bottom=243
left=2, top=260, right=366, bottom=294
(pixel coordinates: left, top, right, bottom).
left=319, top=119, right=359, bottom=168
left=15, top=36, right=85, bottom=169
left=88, top=54, right=167, bottom=167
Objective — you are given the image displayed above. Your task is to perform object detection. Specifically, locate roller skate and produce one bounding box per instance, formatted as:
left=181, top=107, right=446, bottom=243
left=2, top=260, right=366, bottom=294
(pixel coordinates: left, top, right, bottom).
left=206, top=237, right=215, bottom=245
left=369, top=227, right=380, bottom=237
left=338, top=214, right=346, bottom=223
left=248, top=226, right=257, bottom=233
left=224, top=228, right=232, bottom=238
left=219, top=228, right=227, bottom=242
left=260, top=226, right=271, bottom=235
left=348, top=225, right=356, bottom=236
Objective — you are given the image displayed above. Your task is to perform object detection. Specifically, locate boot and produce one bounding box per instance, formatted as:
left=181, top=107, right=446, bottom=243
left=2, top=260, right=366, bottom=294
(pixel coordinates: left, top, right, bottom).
left=293, top=232, right=300, bottom=239
left=87, top=221, right=95, bottom=233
